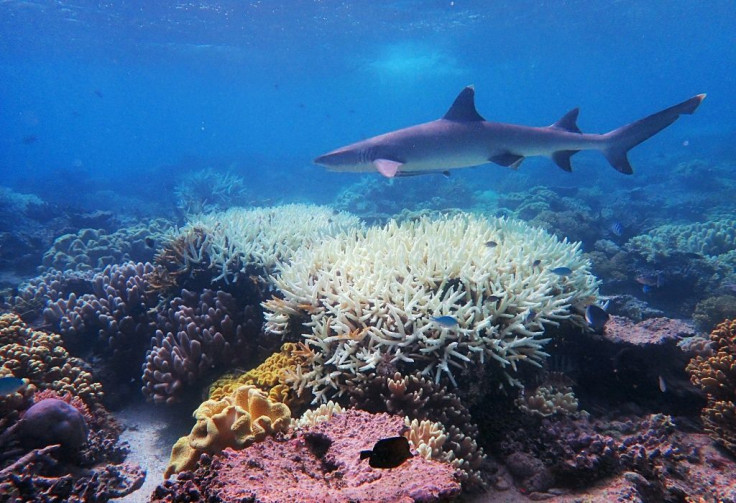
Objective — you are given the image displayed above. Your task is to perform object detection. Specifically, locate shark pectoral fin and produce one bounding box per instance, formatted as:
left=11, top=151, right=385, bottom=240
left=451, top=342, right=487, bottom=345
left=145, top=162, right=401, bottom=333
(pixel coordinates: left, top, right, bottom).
left=552, top=150, right=580, bottom=172
left=489, top=153, right=524, bottom=170
left=373, top=159, right=403, bottom=178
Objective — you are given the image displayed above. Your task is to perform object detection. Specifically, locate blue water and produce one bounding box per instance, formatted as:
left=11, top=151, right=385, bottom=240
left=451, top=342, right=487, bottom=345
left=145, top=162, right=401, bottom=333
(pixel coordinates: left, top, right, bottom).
left=0, top=0, right=734, bottom=211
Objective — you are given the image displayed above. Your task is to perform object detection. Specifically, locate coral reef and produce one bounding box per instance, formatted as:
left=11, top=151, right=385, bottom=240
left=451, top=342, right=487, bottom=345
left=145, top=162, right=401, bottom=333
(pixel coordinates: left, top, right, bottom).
left=40, top=218, right=172, bottom=272
left=166, top=204, right=362, bottom=283
left=265, top=213, right=600, bottom=400
left=173, top=168, right=249, bottom=215
left=165, top=384, right=291, bottom=478
left=154, top=408, right=461, bottom=503
left=345, top=371, right=487, bottom=489
left=515, top=374, right=579, bottom=418
left=686, top=318, right=736, bottom=455
left=0, top=313, right=104, bottom=406
left=208, top=342, right=311, bottom=408
left=692, top=294, right=736, bottom=331
left=627, top=218, right=736, bottom=263
left=142, top=287, right=265, bottom=405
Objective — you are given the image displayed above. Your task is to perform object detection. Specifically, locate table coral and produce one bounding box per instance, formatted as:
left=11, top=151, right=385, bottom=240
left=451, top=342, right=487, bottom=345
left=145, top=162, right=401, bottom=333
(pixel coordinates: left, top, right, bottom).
left=265, top=213, right=600, bottom=400
left=154, top=409, right=461, bottom=503
left=165, top=384, right=291, bottom=478
left=0, top=313, right=103, bottom=406
left=686, top=318, right=736, bottom=455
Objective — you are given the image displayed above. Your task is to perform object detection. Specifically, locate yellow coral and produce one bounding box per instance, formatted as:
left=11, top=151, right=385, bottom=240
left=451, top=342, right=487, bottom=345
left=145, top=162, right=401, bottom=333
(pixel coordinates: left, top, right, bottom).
left=165, top=384, right=291, bottom=478
left=208, top=342, right=310, bottom=408
left=0, top=313, right=103, bottom=406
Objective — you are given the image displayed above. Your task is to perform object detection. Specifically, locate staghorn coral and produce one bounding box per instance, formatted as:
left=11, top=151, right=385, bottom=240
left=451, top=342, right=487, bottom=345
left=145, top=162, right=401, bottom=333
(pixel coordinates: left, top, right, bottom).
left=209, top=342, right=311, bottom=409
left=40, top=218, right=172, bottom=272
left=142, top=287, right=264, bottom=405
left=265, top=213, right=600, bottom=400
left=167, top=204, right=362, bottom=283
left=0, top=313, right=103, bottom=406
left=686, top=318, right=736, bottom=455
left=173, top=168, right=249, bottom=215
left=165, top=384, right=291, bottom=478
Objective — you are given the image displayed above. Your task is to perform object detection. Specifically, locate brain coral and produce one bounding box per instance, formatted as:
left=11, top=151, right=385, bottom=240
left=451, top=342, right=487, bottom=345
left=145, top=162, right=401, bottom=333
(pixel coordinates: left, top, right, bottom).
left=166, top=204, right=362, bottom=283
left=265, top=213, right=600, bottom=402
left=0, top=313, right=103, bottom=406
left=626, top=218, right=736, bottom=263
left=687, top=318, right=736, bottom=455
left=165, top=384, right=291, bottom=478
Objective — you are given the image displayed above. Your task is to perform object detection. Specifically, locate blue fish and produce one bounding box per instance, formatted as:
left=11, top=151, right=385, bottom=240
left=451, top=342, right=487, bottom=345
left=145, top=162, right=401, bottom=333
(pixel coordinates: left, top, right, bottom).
left=610, top=222, right=624, bottom=237
left=0, top=376, right=25, bottom=396
left=585, top=305, right=610, bottom=331
left=431, top=315, right=458, bottom=328
left=549, top=267, right=573, bottom=276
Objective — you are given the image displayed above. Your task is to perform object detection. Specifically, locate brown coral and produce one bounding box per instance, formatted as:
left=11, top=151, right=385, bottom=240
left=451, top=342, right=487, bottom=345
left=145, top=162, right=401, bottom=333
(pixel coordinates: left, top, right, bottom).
left=0, top=313, right=103, bottom=406
left=165, top=384, right=291, bottom=478
left=686, top=318, right=736, bottom=454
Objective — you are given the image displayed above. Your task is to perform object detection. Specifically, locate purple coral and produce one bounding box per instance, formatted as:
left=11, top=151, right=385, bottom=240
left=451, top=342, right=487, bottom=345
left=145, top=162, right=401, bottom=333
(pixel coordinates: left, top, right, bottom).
left=16, top=398, right=88, bottom=454
left=142, top=288, right=264, bottom=404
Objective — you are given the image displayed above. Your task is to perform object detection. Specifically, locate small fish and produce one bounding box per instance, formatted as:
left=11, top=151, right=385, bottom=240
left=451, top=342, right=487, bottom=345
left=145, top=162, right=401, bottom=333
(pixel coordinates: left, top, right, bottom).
left=532, top=259, right=541, bottom=268
left=681, top=252, right=704, bottom=260
left=360, top=436, right=413, bottom=469
left=549, top=267, right=573, bottom=276
left=22, top=134, right=38, bottom=145
left=94, top=89, right=104, bottom=98
left=525, top=310, right=537, bottom=323
left=485, top=240, right=498, bottom=248
left=488, top=295, right=502, bottom=303
left=145, top=237, right=155, bottom=248
left=431, top=315, right=458, bottom=328
left=635, top=272, right=662, bottom=288
left=642, top=285, right=652, bottom=294
left=0, top=376, right=25, bottom=396
left=658, top=375, right=667, bottom=393
left=585, top=305, right=609, bottom=331
left=610, top=221, right=624, bottom=237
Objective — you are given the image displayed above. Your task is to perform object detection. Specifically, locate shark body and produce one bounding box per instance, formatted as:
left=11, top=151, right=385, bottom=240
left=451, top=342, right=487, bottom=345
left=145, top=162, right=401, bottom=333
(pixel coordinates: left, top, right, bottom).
left=314, top=86, right=705, bottom=178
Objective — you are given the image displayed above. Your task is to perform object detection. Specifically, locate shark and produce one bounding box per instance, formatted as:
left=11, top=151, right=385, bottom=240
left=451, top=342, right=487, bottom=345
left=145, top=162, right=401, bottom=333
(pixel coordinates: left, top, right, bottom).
left=313, top=86, right=705, bottom=177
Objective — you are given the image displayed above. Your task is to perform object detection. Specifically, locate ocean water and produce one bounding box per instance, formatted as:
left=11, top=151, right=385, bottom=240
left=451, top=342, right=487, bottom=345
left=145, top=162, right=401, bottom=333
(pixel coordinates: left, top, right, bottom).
left=1, top=0, right=733, bottom=210
left=2, top=1, right=736, bottom=501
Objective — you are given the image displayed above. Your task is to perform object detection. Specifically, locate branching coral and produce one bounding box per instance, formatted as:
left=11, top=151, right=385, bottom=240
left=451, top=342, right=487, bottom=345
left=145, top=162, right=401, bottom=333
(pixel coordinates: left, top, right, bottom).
left=686, top=318, right=736, bottom=454
left=42, top=262, right=158, bottom=391
left=142, top=288, right=264, bottom=404
left=0, top=313, right=103, bottom=406
left=265, top=213, right=600, bottom=400
left=167, top=204, right=362, bottom=283
left=165, top=384, right=291, bottom=478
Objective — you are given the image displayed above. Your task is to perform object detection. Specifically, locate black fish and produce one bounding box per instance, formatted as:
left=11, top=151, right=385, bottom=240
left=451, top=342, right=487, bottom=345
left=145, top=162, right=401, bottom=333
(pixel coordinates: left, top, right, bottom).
left=585, top=305, right=610, bottom=331
left=485, top=240, right=498, bottom=248
left=145, top=237, right=155, bottom=248
left=359, top=436, right=413, bottom=469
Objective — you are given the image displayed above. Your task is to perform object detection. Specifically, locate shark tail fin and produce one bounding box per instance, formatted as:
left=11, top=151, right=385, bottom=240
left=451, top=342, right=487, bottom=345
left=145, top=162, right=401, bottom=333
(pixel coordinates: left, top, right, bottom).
left=601, top=94, right=706, bottom=174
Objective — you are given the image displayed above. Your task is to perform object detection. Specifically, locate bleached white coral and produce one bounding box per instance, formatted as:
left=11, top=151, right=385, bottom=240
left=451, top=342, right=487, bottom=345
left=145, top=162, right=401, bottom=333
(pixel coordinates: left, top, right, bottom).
left=295, top=401, right=344, bottom=429
left=264, top=213, right=600, bottom=402
left=169, top=204, right=363, bottom=283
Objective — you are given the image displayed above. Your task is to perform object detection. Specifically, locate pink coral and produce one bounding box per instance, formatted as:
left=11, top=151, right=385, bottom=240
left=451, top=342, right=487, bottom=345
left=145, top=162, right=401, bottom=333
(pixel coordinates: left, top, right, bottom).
left=153, top=409, right=461, bottom=502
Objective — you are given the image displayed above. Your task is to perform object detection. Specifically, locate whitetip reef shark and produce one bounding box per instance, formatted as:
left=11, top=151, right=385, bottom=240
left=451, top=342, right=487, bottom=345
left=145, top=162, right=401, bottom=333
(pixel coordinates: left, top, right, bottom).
left=314, top=86, right=705, bottom=177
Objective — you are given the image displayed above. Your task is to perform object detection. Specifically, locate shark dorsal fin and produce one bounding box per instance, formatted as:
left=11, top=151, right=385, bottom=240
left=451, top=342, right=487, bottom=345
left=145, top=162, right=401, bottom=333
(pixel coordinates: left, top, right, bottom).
left=551, top=108, right=582, bottom=133
left=442, top=86, right=486, bottom=122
